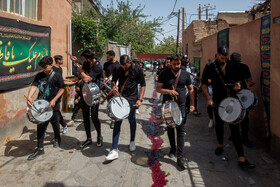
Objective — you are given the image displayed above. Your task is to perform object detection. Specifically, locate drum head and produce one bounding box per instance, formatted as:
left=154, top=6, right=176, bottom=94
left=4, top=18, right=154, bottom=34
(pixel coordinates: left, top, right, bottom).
left=218, top=97, right=242, bottom=123
left=82, top=82, right=101, bottom=106
left=30, top=100, right=53, bottom=123
left=236, top=89, right=255, bottom=109
left=170, top=101, right=182, bottom=126
left=110, top=97, right=130, bottom=119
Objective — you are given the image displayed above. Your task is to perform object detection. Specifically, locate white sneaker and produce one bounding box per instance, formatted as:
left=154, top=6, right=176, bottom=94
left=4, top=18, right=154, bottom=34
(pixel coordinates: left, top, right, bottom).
left=67, top=120, right=75, bottom=127
left=136, top=109, right=139, bottom=114
left=106, top=150, right=119, bottom=161
left=63, top=126, right=68, bottom=134
left=208, top=119, right=213, bottom=128
left=129, top=141, right=136, bottom=152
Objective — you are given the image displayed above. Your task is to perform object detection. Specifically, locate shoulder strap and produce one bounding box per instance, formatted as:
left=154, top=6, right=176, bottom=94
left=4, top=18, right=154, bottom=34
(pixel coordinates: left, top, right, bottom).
left=174, top=69, right=181, bottom=90
left=41, top=71, right=55, bottom=98
left=213, top=62, right=226, bottom=86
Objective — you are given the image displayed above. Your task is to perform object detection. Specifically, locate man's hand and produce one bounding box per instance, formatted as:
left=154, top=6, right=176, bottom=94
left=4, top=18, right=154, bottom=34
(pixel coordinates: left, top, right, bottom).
left=49, top=99, right=56, bottom=108
left=207, top=98, right=214, bottom=107
left=27, top=98, right=33, bottom=108
left=135, top=100, right=142, bottom=107
left=169, top=90, right=179, bottom=97
left=234, top=81, right=241, bottom=91
left=112, top=86, right=120, bottom=96
left=190, top=105, right=195, bottom=112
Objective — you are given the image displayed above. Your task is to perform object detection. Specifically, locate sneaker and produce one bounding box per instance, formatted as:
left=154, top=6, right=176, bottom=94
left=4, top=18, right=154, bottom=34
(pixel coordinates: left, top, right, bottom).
left=27, top=148, right=44, bottom=160
left=208, top=119, right=213, bottom=128
left=129, top=141, right=136, bottom=152
left=63, top=126, right=68, bottom=134
left=177, top=157, right=187, bottom=167
left=136, top=109, right=139, bottom=114
left=53, top=139, right=60, bottom=148
left=80, top=139, right=92, bottom=149
left=67, top=120, right=75, bottom=127
left=106, top=150, right=119, bottom=161
left=193, top=110, right=201, bottom=116
left=97, top=136, right=103, bottom=147
left=238, top=160, right=256, bottom=169
left=215, top=147, right=223, bottom=155
left=168, top=149, right=176, bottom=158
left=110, top=121, right=114, bottom=129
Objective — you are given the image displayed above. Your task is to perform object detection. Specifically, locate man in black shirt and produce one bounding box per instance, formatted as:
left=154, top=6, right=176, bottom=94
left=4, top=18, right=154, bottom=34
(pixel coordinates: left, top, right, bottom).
left=105, top=55, right=146, bottom=161
left=103, top=50, right=120, bottom=129
left=156, top=54, right=195, bottom=168
left=182, top=54, right=200, bottom=116
left=230, top=52, right=255, bottom=147
left=53, top=55, right=68, bottom=134
left=201, top=47, right=255, bottom=168
left=70, top=50, right=103, bottom=149
left=27, top=56, right=65, bottom=160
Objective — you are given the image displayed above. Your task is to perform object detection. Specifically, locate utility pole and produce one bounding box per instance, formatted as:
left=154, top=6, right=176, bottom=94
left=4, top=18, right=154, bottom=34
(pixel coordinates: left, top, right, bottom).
left=176, top=9, right=180, bottom=55
left=182, top=8, right=186, bottom=55
left=198, top=4, right=202, bottom=20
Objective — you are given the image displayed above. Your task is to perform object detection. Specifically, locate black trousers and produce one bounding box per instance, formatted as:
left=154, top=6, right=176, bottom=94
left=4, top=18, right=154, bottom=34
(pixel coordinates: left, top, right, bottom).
left=167, top=104, right=186, bottom=158
left=58, top=110, right=67, bottom=127
left=240, top=111, right=249, bottom=141
left=80, top=100, right=101, bottom=139
left=37, top=110, right=61, bottom=148
left=71, top=101, right=82, bottom=121
left=207, top=105, right=213, bottom=120
left=214, top=106, right=244, bottom=157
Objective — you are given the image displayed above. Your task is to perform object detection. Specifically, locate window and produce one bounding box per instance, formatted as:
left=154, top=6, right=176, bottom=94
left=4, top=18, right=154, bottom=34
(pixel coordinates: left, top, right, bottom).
left=0, top=0, right=37, bottom=20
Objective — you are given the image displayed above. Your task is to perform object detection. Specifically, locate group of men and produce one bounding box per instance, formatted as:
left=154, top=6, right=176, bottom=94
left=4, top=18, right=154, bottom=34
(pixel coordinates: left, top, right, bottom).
left=26, top=47, right=256, bottom=169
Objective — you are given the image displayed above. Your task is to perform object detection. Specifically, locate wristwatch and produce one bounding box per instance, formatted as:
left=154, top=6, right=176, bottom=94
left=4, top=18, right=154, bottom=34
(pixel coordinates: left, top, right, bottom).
left=138, top=99, right=143, bottom=102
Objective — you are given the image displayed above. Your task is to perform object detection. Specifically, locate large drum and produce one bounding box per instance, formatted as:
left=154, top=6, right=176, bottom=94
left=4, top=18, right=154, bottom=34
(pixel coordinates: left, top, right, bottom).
left=106, top=96, right=130, bottom=121
left=82, top=82, right=101, bottom=106
left=26, top=99, right=53, bottom=124
left=236, top=89, right=258, bottom=110
left=191, top=76, right=202, bottom=89
left=218, top=97, right=246, bottom=124
left=161, top=100, right=182, bottom=128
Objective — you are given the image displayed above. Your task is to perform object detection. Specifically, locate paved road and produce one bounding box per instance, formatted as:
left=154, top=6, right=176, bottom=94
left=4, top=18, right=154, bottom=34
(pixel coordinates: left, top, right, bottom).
left=0, top=72, right=280, bottom=187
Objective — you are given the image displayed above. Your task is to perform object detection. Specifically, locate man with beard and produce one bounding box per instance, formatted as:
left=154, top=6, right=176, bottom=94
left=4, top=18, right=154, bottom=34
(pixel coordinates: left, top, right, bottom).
left=105, top=55, right=146, bottom=161
left=69, top=50, right=103, bottom=149
left=156, top=54, right=195, bottom=168
left=103, top=50, right=120, bottom=129
left=201, top=47, right=255, bottom=168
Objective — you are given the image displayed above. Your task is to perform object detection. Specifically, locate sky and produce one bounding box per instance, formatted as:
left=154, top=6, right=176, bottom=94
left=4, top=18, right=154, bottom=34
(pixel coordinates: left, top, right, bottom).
left=99, top=0, right=262, bottom=43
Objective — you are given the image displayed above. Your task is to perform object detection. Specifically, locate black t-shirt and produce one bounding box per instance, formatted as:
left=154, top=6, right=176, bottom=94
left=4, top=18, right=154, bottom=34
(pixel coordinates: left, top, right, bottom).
left=52, top=66, right=63, bottom=77
left=112, top=64, right=146, bottom=105
left=85, top=62, right=103, bottom=87
left=235, top=62, right=252, bottom=89
left=157, top=68, right=191, bottom=106
left=156, top=67, right=164, bottom=76
left=103, top=61, right=120, bottom=77
left=202, top=60, right=241, bottom=104
left=32, top=71, right=64, bottom=111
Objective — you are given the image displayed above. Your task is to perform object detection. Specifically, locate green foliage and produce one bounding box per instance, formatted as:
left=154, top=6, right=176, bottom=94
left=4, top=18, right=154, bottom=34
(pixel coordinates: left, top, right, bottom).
left=152, top=36, right=181, bottom=54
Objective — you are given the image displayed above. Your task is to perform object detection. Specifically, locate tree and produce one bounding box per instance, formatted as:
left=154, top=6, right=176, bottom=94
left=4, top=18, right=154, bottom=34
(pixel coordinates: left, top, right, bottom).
left=152, top=36, right=182, bottom=54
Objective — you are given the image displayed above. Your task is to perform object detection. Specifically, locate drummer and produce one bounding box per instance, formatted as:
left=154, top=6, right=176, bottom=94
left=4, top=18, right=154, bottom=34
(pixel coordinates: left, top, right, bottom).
left=26, top=56, right=65, bottom=160
left=103, top=50, right=120, bottom=129
left=156, top=54, right=195, bottom=168
left=105, top=55, right=146, bottom=161
left=69, top=49, right=103, bottom=149
left=201, top=47, right=255, bottom=168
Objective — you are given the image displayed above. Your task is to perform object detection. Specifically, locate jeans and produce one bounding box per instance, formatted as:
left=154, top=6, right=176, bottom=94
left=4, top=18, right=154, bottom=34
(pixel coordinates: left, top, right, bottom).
left=81, top=99, right=101, bottom=139
left=214, top=106, right=244, bottom=157
left=112, top=105, right=136, bottom=150
left=37, top=110, right=61, bottom=148
left=71, top=101, right=81, bottom=121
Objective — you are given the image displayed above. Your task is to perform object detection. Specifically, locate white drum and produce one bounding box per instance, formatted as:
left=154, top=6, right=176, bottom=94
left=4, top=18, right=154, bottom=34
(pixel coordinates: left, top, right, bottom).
left=106, top=96, right=130, bottom=120
left=236, top=89, right=258, bottom=110
left=161, top=100, right=182, bottom=128
left=82, top=82, right=101, bottom=106
left=26, top=99, right=53, bottom=124
left=218, top=97, right=246, bottom=124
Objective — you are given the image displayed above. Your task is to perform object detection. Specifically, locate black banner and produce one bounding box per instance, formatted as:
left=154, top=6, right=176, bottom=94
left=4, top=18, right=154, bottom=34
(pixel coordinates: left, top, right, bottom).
left=217, top=28, right=229, bottom=50
left=0, top=17, right=51, bottom=92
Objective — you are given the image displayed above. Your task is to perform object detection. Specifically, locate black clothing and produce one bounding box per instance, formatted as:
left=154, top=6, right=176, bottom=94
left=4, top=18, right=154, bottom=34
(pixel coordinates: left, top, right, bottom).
left=84, top=62, right=103, bottom=87
left=185, top=62, right=199, bottom=75
left=112, top=64, right=146, bottom=105
left=236, top=63, right=252, bottom=89
left=37, top=110, right=61, bottom=148
left=156, top=68, right=164, bottom=76
left=52, top=66, right=63, bottom=77
left=157, top=68, right=191, bottom=107
left=32, top=71, right=64, bottom=111
left=103, top=61, right=120, bottom=77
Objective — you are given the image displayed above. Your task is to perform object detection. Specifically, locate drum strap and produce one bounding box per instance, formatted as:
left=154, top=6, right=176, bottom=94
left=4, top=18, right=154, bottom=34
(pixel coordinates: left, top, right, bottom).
left=120, top=75, right=130, bottom=94
left=174, top=69, right=181, bottom=90
left=40, top=71, right=55, bottom=99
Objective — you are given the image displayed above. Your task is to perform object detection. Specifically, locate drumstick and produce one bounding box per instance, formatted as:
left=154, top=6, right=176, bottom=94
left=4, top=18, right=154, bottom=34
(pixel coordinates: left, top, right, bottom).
left=24, top=95, right=40, bottom=113
left=172, top=86, right=178, bottom=100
